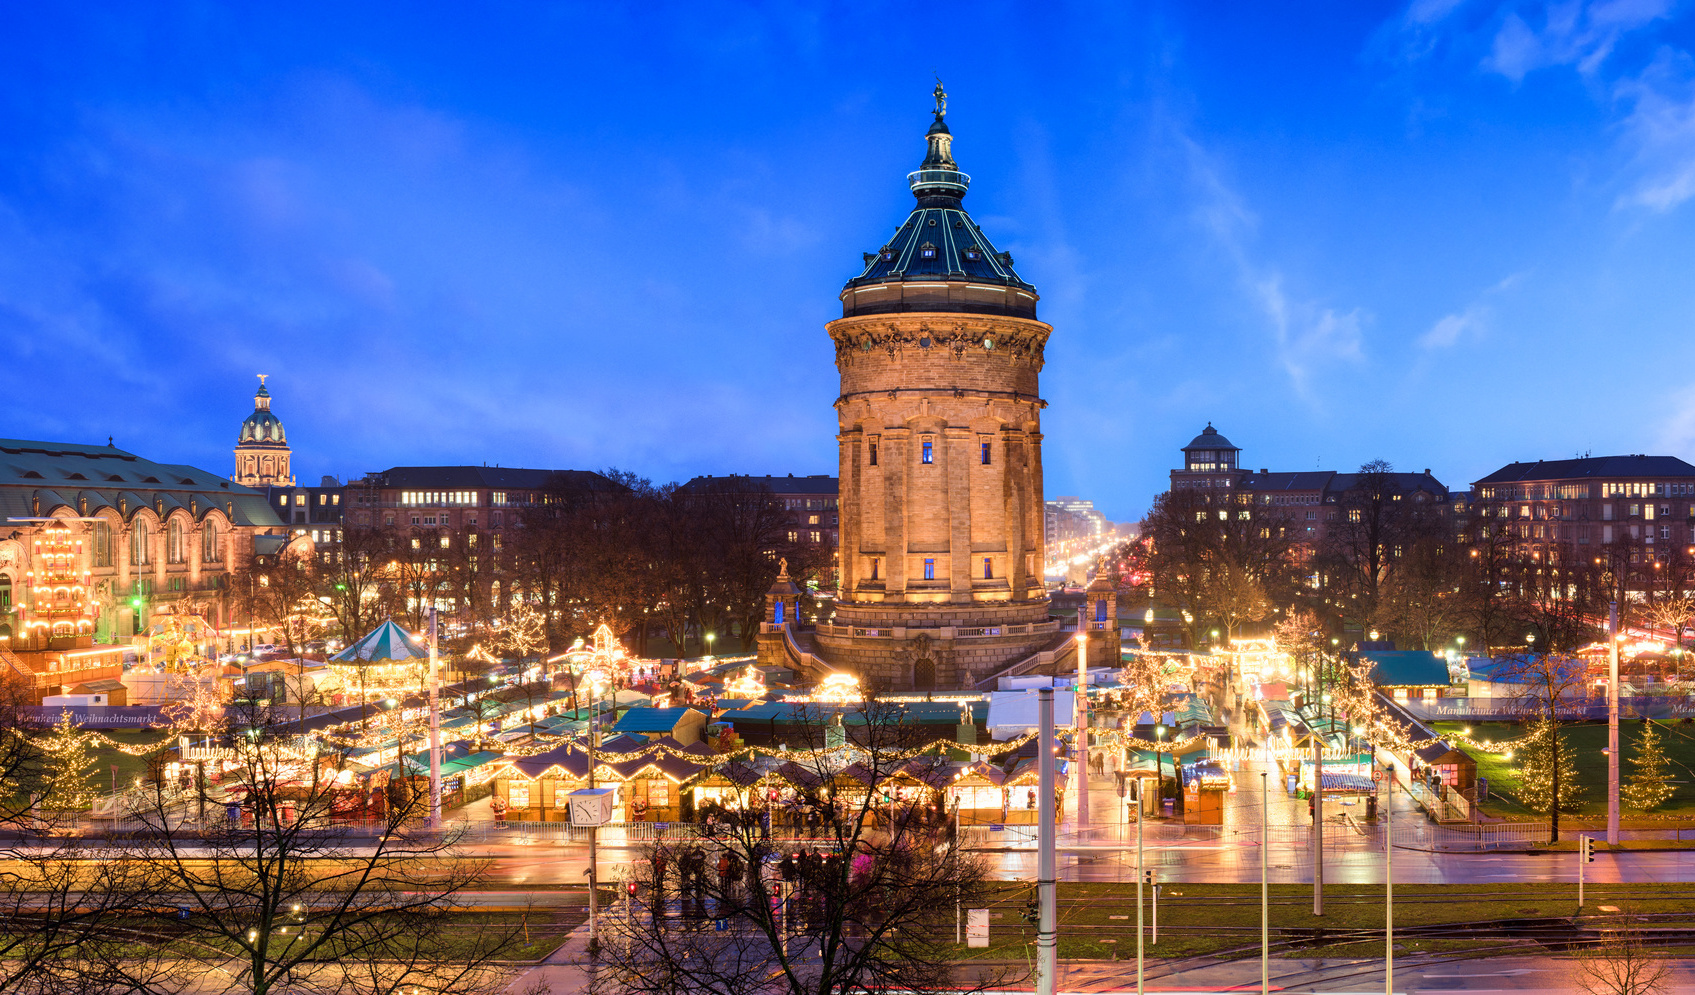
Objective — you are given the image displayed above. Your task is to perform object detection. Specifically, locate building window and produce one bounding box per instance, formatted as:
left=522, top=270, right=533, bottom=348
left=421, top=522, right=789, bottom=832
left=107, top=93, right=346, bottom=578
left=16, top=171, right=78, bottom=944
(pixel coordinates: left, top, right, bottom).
left=983, top=557, right=993, bottom=580
left=130, top=521, right=151, bottom=565
left=810, top=531, right=821, bottom=543
left=808, top=515, right=819, bottom=525
left=921, top=440, right=933, bottom=464
left=92, top=520, right=112, bottom=567
left=788, top=531, right=798, bottom=543
left=385, top=515, right=395, bottom=527
left=868, top=442, right=878, bottom=466
left=981, top=441, right=991, bottom=465
left=923, top=559, right=936, bottom=580
left=869, top=557, right=879, bottom=580
left=201, top=521, right=221, bottom=563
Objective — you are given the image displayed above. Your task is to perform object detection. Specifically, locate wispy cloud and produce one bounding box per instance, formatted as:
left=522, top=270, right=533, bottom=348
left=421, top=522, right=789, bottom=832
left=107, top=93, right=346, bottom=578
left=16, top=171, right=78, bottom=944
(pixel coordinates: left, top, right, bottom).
left=1614, top=48, right=1695, bottom=210
left=1419, top=305, right=1486, bottom=348
left=1484, top=0, right=1671, bottom=81
left=1418, top=273, right=1522, bottom=349
left=1181, top=136, right=1367, bottom=401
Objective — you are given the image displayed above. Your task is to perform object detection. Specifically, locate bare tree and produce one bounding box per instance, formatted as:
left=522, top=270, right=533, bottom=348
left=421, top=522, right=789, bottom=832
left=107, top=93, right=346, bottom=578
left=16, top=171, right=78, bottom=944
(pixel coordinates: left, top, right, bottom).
left=590, top=696, right=1001, bottom=995
left=1575, top=927, right=1672, bottom=995
left=0, top=673, right=174, bottom=994
left=116, top=699, right=521, bottom=995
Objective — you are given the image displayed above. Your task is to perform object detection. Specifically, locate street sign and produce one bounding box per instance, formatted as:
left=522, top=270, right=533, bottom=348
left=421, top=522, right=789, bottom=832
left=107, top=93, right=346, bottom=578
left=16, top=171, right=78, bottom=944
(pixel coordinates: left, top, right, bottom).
left=1373, top=767, right=1382, bottom=782
left=968, top=908, right=989, bottom=947
left=1477, top=777, right=1489, bottom=801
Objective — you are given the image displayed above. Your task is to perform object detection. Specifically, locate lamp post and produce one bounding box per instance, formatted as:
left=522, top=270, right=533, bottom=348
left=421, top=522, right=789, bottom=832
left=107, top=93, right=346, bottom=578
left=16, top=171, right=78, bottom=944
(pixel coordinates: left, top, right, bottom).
left=1036, top=688, right=1057, bottom=995
left=1607, top=570, right=1620, bottom=846
left=705, top=630, right=715, bottom=659
left=587, top=675, right=606, bottom=952
left=427, top=607, right=442, bottom=829
left=1076, top=607, right=1090, bottom=831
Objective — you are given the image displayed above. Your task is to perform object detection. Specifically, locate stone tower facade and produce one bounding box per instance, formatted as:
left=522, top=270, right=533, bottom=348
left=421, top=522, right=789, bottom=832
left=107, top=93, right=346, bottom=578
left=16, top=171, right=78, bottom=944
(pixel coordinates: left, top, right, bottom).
left=234, top=375, right=295, bottom=488
left=807, top=86, right=1061, bottom=691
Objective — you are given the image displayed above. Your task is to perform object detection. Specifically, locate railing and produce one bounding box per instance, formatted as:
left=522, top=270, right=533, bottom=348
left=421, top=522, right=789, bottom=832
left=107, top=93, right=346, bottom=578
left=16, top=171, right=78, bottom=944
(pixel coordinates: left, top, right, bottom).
left=815, top=620, right=1062, bottom=640
left=963, top=819, right=1550, bottom=853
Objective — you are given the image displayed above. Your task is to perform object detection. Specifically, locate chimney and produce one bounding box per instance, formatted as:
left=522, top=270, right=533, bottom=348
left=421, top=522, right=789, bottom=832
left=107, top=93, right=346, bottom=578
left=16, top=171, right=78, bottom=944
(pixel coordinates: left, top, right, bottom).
left=1259, top=468, right=1269, bottom=474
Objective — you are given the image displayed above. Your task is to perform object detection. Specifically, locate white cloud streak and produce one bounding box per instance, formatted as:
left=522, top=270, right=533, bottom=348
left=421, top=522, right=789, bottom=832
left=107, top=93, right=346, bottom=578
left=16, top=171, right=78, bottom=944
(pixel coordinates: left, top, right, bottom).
left=1181, top=136, right=1366, bottom=401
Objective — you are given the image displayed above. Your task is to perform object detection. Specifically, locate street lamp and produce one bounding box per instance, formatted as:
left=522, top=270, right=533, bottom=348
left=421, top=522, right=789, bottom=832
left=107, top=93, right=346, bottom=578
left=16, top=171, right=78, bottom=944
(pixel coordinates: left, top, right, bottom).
left=705, top=630, right=715, bottom=659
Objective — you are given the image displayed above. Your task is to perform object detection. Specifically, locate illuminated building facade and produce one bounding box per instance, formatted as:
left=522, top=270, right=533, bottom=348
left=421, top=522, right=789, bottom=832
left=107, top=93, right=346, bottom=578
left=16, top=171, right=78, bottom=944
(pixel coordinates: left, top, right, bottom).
left=0, top=438, right=285, bottom=699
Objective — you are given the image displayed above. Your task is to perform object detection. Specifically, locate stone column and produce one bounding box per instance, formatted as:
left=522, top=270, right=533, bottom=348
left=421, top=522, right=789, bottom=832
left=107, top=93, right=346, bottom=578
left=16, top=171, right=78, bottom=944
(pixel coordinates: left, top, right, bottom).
left=837, top=431, right=858, bottom=597
left=1003, top=428, right=1026, bottom=602
left=884, top=428, right=909, bottom=599
left=947, top=426, right=972, bottom=603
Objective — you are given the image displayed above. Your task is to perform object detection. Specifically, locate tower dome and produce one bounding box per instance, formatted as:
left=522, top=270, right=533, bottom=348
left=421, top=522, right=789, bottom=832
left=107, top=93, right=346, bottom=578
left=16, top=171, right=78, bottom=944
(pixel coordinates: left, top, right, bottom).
left=233, top=375, right=295, bottom=488
left=839, top=80, right=1037, bottom=320
left=238, top=381, right=288, bottom=444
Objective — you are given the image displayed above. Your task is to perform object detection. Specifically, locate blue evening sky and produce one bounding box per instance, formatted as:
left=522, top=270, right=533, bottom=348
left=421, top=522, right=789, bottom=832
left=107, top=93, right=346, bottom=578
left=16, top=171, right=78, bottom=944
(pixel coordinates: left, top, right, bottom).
left=3, top=2, right=1694, bottom=522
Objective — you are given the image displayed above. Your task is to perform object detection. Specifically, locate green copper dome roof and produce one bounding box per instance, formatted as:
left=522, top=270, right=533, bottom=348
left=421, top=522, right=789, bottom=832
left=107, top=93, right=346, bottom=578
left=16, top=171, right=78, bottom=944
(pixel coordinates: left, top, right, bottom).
left=841, top=84, right=1037, bottom=319
left=238, top=379, right=287, bottom=445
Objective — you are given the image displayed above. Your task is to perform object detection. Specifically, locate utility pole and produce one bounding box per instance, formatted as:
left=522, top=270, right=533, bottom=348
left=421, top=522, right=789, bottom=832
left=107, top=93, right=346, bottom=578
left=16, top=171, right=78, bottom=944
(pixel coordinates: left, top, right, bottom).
left=1261, top=771, right=1269, bottom=995
left=1137, top=774, right=1146, bottom=995
left=1608, top=597, right=1621, bottom=846
left=1036, top=688, right=1057, bottom=995
left=587, top=681, right=601, bottom=952
left=1312, top=713, right=1324, bottom=916
left=1076, top=607, right=1090, bottom=831
left=1385, top=771, right=1393, bottom=995
left=427, top=607, right=442, bottom=829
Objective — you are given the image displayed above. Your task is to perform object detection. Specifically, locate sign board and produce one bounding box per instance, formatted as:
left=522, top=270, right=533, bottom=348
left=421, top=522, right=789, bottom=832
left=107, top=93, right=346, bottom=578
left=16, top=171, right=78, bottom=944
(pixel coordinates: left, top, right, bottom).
left=1477, top=776, right=1489, bottom=802
left=968, top=908, right=990, bottom=948
left=567, top=787, right=614, bottom=826
left=1372, top=767, right=1382, bottom=782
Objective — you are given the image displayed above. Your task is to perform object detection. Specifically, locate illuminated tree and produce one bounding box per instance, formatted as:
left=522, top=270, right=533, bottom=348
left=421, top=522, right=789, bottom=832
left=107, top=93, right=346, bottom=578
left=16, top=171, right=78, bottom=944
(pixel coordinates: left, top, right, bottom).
left=1516, top=716, right=1585, bottom=822
left=38, top=712, right=99, bottom=824
left=1623, top=720, right=1675, bottom=812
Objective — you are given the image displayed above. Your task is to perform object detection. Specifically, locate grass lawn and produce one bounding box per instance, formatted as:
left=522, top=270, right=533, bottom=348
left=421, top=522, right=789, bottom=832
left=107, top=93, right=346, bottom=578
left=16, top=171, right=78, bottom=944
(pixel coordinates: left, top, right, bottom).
left=1434, top=719, right=1695, bottom=822
left=958, top=882, right=1695, bottom=961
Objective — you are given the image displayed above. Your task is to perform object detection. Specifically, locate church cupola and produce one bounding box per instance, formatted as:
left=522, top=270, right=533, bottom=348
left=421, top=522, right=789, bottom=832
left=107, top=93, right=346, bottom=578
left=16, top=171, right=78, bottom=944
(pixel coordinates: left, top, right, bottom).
left=233, top=374, right=296, bottom=488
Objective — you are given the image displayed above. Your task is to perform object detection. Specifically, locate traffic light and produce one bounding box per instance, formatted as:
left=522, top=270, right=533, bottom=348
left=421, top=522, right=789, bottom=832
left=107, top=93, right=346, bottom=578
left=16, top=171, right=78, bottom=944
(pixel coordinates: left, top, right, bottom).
left=626, top=880, right=639, bottom=897
left=1020, top=897, right=1039, bottom=924
left=1581, top=835, right=1595, bottom=862
left=1142, top=869, right=1156, bottom=886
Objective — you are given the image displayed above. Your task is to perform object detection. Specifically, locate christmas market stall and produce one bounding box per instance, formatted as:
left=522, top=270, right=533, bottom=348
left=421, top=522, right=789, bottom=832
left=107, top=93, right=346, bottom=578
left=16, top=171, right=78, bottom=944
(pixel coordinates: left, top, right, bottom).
left=999, top=738, right=1067, bottom=825
left=487, top=734, right=712, bottom=823
left=944, top=759, right=1008, bottom=825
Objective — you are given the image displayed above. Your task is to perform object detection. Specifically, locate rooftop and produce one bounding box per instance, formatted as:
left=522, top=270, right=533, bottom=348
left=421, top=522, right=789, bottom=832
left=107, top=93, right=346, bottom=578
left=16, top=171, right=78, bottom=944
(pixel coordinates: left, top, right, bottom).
left=1474, top=455, right=1695, bottom=485
left=0, top=438, right=283, bottom=527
